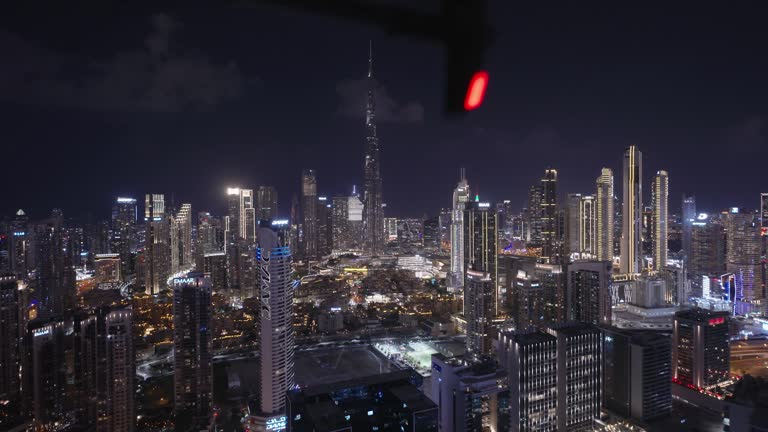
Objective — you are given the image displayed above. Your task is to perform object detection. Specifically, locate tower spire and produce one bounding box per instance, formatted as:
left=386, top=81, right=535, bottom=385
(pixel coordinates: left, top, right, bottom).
left=368, top=40, right=373, bottom=78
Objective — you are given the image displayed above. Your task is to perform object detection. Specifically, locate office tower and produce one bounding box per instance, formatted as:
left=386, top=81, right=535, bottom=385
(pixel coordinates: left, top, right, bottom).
left=763, top=193, right=768, bottom=227
left=287, top=370, right=437, bottom=432
left=174, top=204, right=193, bottom=269
left=348, top=188, right=364, bottom=250
left=423, top=216, right=440, bottom=251
left=621, top=146, right=643, bottom=274
left=525, top=183, right=543, bottom=245
left=566, top=193, right=596, bottom=259
left=602, top=327, right=672, bottom=422
left=111, top=197, right=137, bottom=278
left=255, top=185, right=278, bottom=221
left=568, top=260, right=612, bottom=325
left=464, top=270, right=494, bottom=357
left=173, top=275, right=213, bottom=431
left=448, top=168, right=471, bottom=290
left=226, top=188, right=256, bottom=242
left=94, top=253, right=121, bottom=284
left=28, top=318, right=70, bottom=428
left=75, top=307, right=134, bottom=432
left=144, top=194, right=170, bottom=295
left=540, top=168, right=559, bottom=262
left=641, top=206, right=653, bottom=256
left=690, top=218, right=726, bottom=288
left=498, top=331, right=557, bottom=432
left=512, top=266, right=544, bottom=330
left=464, top=201, right=498, bottom=307
left=430, top=354, right=508, bottom=432
left=726, top=210, right=764, bottom=314
left=536, top=263, right=567, bottom=325
left=672, top=308, right=730, bottom=389
left=331, top=196, right=349, bottom=251
left=34, top=209, right=75, bottom=319
left=5, top=210, right=30, bottom=278
left=0, top=275, right=21, bottom=426
left=681, top=195, right=696, bottom=264
left=438, top=208, right=452, bottom=253
left=195, top=212, right=223, bottom=270
left=316, top=196, right=332, bottom=256
left=546, top=324, right=602, bottom=432
left=301, top=169, right=318, bottom=259
left=202, top=252, right=227, bottom=292
left=256, top=221, right=295, bottom=418
left=362, top=42, right=384, bottom=257
left=652, top=171, right=669, bottom=271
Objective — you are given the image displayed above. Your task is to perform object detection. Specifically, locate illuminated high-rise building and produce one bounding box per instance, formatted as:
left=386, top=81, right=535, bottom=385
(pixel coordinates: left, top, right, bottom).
left=362, top=42, right=384, bottom=257
left=0, top=275, right=21, bottom=426
left=34, top=209, right=75, bottom=318
left=652, top=170, right=669, bottom=271
left=301, top=169, right=318, bottom=259
left=226, top=187, right=256, bottom=242
left=672, top=308, right=730, bottom=388
left=464, top=201, right=498, bottom=334
left=256, top=221, right=295, bottom=419
left=568, top=260, right=612, bottom=325
left=28, top=318, right=70, bottom=428
left=172, top=274, right=213, bottom=431
left=540, top=168, right=559, bottom=262
left=464, top=270, right=494, bottom=357
left=621, top=146, right=643, bottom=274
left=317, top=196, right=332, bottom=256
left=384, top=217, right=398, bottom=242
left=195, top=212, right=223, bottom=270
left=726, top=210, right=764, bottom=314
left=111, top=197, right=137, bottom=278
left=75, top=307, right=135, bottom=432
left=448, top=168, right=470, bottom=291
left=681, top=195, right=696, bottom=265
left=255, top=185, right=278, bottom=221
left=174, top=203, right=193, bottom=270
left=595, top=168, right=615, bottom=261
left=566, top=193, right=596, bottom=259
left=144, top=194, right=170, bottom=295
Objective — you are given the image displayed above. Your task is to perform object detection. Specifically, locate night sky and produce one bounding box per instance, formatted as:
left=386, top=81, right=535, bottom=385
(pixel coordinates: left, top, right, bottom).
left=2, top=3, right=767, bottom=222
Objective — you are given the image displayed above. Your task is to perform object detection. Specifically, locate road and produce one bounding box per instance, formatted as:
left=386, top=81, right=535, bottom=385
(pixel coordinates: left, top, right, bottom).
left=731, top=339, right=768, bottom=378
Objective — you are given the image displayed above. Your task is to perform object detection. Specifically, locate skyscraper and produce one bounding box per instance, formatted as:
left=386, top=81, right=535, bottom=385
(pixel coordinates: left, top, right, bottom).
left=0, top=275, right=21, bottom=426
left=540, top=168, right=559, bottom=262
left=144, top=194, right=170, bottom=295
left=448, top=168, right=470, bottom=291
left=226, top=188, right=256, bottom=242
left=34, top=209, right=75, bottom=318
left=568, top=260, right=612, bottom=325
left=464, top=201, right=498, bottom=310
left=547, top=324, right=602, bottom=432
left=255, top=185, right=278, bottom=221
left=681, top=195, right=696, bottom=265
left=652, top=171, right=669, bottom=271
left=362, top=42, right=384, bottom=256
left=464, top=270, right=494, bottom=357
left=28, top=318, right=70, bottom=428
left=316, top=197, right=332, bottom=256
left=726, top=210, right=764, bottom=314
left=172, top=274, right=212, bottom=431
left=175, top=203, right=193, bottom=270
left=621, top=146, right=643, bottom=274
left=566, top=193, right=596, bottom=259
left=602, top=327, right=672, bottom=422
left=111, top=197, right=137, bottom=279
left=256, top=221, right=295, bottom=419
left=75, top=307, right=135, bottom=432
left=301, top=169, right=318, bottom=259
left=672, top=308, right=730, bottom=388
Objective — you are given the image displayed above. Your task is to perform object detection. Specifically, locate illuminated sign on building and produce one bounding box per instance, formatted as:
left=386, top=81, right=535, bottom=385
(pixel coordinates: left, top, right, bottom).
left=697, top=213, right=708, bottom=220
left=272, top=220, right=289, bottom=226
left=116, top=197, right=136, bottom=203
left=265, top=416, right=286, bottom=431
left=730, top=207, right=739, bottom=214
left=13, top=231, right=25, bottom=236
left=173, top=277, right=195, bottom=286
left=478, top=202, right=490, bottom=208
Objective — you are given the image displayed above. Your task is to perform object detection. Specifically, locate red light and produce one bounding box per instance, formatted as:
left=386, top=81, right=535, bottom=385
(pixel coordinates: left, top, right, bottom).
left=708, top=317, right=725, bottom=326
left=464, top=71, right=489, bottom=111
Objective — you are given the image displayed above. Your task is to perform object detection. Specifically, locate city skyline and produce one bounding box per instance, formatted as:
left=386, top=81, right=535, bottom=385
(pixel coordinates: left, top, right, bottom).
left=2, top=5, right=768, bottom=220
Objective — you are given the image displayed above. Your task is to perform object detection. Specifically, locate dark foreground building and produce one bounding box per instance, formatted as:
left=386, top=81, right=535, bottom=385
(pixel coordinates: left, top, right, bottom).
left=287, top=370, right=437, bottom=432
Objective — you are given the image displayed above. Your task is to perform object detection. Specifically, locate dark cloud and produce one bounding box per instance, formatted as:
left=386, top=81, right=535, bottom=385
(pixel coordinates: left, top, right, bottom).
left=0, top=14, right=243, bottom=112
left=336, top=77, right=424, bottom=123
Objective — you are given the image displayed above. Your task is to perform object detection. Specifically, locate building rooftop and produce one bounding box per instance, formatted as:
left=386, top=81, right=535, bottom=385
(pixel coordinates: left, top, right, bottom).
left=675, top=308, right=729, bottom=322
